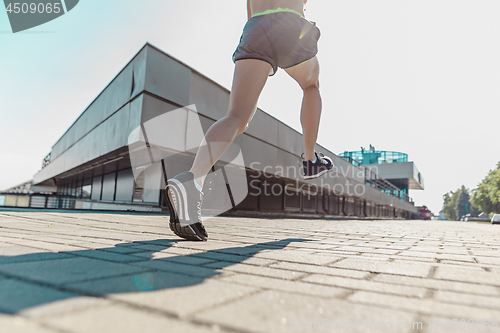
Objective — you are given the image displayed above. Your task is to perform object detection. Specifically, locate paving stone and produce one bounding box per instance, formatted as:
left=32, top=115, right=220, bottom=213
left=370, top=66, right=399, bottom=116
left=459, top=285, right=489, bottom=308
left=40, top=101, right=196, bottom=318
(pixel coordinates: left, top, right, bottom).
left=131, top=259, right=221, bottom=278
left=218, top=273, right=348, bottom=297
left=348, top=291, right=500, bottom=320
left=471, top=250, right=500, bottom=258
left=99, top=246, right=145, bottom=254
left=434, top=290, right=500, bottom=310
left=0, top=257, right=147, bottom=285
left=221, top=263, right=305, bottom=280
left=0, top=250, right=73, bottom=265
left=0, top=246, right=46, bottom=257
left=131, top=251, right=178, bottom=259
left=19, top=296, right=112, bottom=318
left=109, top=277, right=257, bottom=317
left=420, top=315, right=498, bottom=333
left=67, top=249, right=148, bottom=263
left=0, top=314, right=59, bottom=333
left=331, top=258, right=433, bottom=277
left=302, top=274, right=426, bottom=297
left=195, top=290, right=419, bottom=333
left=42, top=303, right=215, bottom=333
left=254, top=250, right=341, bottom=265
left=0, top=279, right=78, bottom=314
left=435, top=266, right=500, bottom=286
left=475, top=256, right=500, bottom=266
left=193, top=251, right=276, bottom=266
left=269, top=262, right=370, bottom=279
left=8, top=239, right=87, bottom=252
left=372, top=274, right=500, bottom=296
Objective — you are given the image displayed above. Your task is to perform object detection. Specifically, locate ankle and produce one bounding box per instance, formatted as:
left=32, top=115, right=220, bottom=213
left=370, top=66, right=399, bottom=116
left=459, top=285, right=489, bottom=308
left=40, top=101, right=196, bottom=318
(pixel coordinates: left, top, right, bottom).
left=188, top=169, right=205, bottom=191
left=304, top=152, right=316, bottom=162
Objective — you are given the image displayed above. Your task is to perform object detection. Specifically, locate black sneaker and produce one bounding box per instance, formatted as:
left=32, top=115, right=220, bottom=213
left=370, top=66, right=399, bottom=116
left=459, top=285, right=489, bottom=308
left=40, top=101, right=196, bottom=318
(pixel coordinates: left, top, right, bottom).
left=302, top=152, right=334, bottom=179
left=165, top=171, right=208, bottom=241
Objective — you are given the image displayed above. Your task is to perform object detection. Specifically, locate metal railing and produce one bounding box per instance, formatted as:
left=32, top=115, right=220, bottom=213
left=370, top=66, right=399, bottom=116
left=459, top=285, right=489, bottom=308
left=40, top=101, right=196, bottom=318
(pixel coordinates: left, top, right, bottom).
left=0, top=193, right=76, bottom=209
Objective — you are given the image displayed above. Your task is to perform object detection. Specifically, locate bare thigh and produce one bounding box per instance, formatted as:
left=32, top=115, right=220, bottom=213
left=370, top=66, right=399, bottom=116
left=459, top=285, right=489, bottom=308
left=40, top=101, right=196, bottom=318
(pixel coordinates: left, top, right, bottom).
left=284, top=56, right=320, bottom=89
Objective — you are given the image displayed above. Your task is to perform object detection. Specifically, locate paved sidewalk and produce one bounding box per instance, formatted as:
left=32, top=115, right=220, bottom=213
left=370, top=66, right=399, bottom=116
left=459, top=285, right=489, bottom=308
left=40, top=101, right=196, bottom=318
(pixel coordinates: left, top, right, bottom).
left=0, top=209, right=499, bottom=333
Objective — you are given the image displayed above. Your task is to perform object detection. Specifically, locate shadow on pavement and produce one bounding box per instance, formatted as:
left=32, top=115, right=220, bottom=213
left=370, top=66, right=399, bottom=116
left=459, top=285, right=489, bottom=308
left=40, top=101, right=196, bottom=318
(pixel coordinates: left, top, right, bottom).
left=0, top=238, right=309, bottom=314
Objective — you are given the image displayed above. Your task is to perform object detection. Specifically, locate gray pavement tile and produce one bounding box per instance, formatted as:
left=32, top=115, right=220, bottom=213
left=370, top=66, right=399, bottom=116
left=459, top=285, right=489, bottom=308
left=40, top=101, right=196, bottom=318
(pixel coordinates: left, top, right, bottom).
left=269, top=262, right=370, bottom=279
left=254, top=250, right=341, bottom=265
left=435, top=266, right=500, bottom=286
left=156, top=246, right=206, bottom=255
left=302, top=274, right=427, bottom=298
left=110, top=278, right=258, bottom=317
left=0, top=246, right=46, bottom=256
left=131, top=259, right=220, bottom=278
left=193, top=251, right=274, bottom=266
left=0, top=246, right=75, bottom=265
left=19, top=296, right=112, bottom=318
left=398, top=250, right=442, bottom=259
left=67, top=249, right=147, bottom=263
left=0, top=257, right=147, bottom=285
left=218, top=273, right=348, bottom=297
left=0, top=314, right=59, bottom=333
left=126, top=244, right=167, bottom=252
left=195, top=290, right=419, bottom=333
left=372, top=274, right=500, bottom=296
left=42, top=303, right=215, bottom=333
left=162, top=255, right=215, bottom=266
left=64, top=271, right=208, bottom=296
left=435, top=290, right=500, bottom=310
left=221, top=263, right=306, bottom=280
left=331, top=258, right=433, bottom=277
left=421, top=315, right=498, bottom=333
left=0, top=279, right=78, bottom=314
left=131, top=251, right=178, bottom=260
left=174, top=240, right=246, bottom=251
left=391, top=257, right=438, bottom=264
left=99, top=246, right=145, bottom=254
left=471, top=250, right=500, bottom=258
left=357, top=254, right=392, bottom=261
left=475, top=256, right=500, bottom=266
left=348, top=291, right=500, bottom=320
left=436, top=254, right=476, bottom=263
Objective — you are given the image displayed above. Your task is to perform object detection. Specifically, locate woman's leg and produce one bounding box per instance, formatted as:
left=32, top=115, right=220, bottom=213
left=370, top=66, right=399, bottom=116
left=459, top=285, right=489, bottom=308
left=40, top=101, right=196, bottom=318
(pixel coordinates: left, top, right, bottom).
left=284, top=56, right=322, bottom=162
left=189, top=59, right=272, bottom=186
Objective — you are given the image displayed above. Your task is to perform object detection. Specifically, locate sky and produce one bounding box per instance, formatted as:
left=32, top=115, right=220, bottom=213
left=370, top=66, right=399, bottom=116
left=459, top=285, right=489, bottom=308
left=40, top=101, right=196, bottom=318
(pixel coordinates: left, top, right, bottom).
left=1, top=0, right=499, bottom=214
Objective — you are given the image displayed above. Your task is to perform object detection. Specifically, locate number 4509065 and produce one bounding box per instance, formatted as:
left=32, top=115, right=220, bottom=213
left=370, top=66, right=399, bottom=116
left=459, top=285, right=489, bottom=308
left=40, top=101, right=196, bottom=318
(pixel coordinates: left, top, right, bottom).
left=6, top=2, right=62, bottom=14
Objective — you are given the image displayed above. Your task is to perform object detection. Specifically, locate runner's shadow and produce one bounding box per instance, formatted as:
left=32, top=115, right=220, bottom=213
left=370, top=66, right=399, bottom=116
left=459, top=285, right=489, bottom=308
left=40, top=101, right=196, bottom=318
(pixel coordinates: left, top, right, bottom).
left=0, top=238, right=309, bottom=314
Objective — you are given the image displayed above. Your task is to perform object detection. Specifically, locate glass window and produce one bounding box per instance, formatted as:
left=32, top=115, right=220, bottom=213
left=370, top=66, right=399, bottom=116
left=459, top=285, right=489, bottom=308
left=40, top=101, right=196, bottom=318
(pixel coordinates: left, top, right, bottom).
left=101, top=173, right=116, bottom=201
left=91, top=176, right=102, bottom=201
left=82, top=179, right=92, bottom=199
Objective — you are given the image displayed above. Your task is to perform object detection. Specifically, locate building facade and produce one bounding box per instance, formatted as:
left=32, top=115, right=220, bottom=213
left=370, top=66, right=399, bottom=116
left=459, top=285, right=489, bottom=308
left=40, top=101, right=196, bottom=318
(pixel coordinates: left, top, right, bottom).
left=10, top=43, right=420, bottom=219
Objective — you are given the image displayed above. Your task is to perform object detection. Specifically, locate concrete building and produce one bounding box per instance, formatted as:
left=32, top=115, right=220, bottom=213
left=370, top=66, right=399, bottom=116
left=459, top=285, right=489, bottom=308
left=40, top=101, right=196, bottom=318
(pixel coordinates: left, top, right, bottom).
left=339, top=148, right=424, bottom=203
left=3, top=43, right=419, bottom=219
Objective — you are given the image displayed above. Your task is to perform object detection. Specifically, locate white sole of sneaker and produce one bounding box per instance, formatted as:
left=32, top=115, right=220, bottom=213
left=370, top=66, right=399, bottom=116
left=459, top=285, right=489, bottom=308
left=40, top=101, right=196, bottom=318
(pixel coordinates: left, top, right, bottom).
left=303, top=168, right=329, bottom=180
left=167, top=179, right=190, bottom=222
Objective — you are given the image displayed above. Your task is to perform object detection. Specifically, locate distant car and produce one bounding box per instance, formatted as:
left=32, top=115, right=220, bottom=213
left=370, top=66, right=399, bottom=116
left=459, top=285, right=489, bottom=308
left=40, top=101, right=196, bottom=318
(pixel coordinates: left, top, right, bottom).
left=492, top=214, right=500, bottom=224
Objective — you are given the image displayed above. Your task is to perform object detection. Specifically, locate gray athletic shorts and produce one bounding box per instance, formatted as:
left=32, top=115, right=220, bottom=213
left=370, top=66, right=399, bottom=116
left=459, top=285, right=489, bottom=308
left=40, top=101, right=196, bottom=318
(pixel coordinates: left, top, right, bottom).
left=232, top=12, right=321, bottom=76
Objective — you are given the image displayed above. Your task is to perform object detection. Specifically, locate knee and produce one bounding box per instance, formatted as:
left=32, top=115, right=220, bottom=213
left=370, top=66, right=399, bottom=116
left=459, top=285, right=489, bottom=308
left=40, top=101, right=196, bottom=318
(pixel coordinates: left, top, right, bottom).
left=301, top=78, right=320, bottom=91
left=224, top=113, right=249, bottom=135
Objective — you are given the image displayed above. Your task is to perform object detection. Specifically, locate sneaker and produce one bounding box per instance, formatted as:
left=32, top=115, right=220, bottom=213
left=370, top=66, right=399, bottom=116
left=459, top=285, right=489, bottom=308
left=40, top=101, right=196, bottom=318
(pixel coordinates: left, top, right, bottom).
left=166, top=171, right=208, bottom=241
left=302, top=152, right=334, bottom=179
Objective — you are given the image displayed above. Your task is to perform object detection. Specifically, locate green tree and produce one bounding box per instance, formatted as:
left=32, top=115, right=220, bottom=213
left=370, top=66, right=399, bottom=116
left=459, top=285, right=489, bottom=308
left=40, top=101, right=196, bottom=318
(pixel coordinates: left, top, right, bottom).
left=442, top=190, right=459, bottom=220
left=471, top=162, right=500, bottom=216
left=457, top=186, right=469, bottom=219
left=442, top=186, right=480, bottom=221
